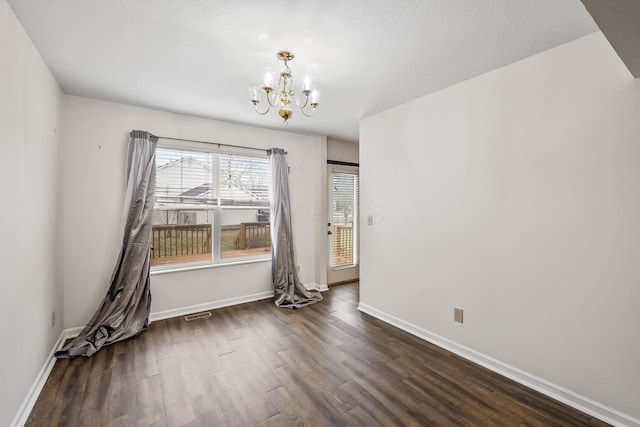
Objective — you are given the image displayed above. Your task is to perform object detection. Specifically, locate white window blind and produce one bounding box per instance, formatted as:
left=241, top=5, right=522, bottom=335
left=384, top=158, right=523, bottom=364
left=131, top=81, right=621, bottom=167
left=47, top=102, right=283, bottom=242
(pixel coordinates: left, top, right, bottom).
left=155, top=147, right=217, bottom=206
left=155, top=147, right=270, bottom=208
left=331, top=171, right=359, bottom=267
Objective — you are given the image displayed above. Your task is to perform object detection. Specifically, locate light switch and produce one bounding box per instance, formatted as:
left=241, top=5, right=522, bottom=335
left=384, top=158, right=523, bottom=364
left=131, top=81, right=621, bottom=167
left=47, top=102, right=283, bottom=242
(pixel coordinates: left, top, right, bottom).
left=367, top=215, right=373, bottom=225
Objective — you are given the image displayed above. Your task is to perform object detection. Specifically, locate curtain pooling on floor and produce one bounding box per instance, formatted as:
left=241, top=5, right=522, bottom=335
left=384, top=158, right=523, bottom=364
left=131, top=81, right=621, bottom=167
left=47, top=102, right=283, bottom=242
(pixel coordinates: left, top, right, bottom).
left=56, top=130, right=157, bottom=358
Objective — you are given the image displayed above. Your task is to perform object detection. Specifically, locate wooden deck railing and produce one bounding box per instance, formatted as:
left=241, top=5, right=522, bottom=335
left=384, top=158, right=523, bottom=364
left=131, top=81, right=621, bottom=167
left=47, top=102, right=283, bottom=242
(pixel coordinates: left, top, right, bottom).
left=151, top=222, right=271, bottom=265
left=333, top=224, right=353, bottom=266
left=151, top=221, right=351, bottom=266
left=151, top=224, right=212, bottom=261
left=236, top=222, right=271, bottom=250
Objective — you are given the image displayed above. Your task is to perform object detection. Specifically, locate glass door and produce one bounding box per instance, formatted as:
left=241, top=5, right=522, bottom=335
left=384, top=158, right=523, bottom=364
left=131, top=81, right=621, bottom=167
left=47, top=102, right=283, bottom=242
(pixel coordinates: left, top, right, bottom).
left=329, top=170, right=359, bottom=269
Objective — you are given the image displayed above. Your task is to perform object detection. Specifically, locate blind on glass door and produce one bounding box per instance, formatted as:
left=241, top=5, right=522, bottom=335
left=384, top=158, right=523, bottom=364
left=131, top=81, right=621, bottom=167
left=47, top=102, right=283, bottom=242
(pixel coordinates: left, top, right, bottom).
left=331, top=172, right=359, bottom=267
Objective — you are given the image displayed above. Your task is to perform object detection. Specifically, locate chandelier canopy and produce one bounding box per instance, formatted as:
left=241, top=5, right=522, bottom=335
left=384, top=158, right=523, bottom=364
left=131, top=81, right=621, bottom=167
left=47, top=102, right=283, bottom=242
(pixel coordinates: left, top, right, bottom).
left=249, top=51, right=319, bottom=125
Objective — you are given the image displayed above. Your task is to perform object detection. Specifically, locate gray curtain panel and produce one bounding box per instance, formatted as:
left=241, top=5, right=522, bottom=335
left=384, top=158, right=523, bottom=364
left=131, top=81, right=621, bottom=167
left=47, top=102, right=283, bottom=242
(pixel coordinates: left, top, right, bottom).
left=269, top=148, right=322, bottom=308
left=56, top=130, right=157, bottom=358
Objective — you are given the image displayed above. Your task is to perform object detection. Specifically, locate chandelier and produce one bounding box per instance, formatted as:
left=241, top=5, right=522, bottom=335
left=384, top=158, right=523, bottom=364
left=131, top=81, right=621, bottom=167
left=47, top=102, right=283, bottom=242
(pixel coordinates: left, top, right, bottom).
left=248, top=51, right=319, bottom=125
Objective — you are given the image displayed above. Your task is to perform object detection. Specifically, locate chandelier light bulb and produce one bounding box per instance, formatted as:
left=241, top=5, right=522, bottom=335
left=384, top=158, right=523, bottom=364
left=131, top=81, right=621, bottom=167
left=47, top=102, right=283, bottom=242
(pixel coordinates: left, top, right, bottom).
left=248, top=84, right=260, bottom=103
left=261, top=68, right=274, bottom=91
left=310, top=88, right=319, bottom=106
left=303, top=74, right=312, bottom=94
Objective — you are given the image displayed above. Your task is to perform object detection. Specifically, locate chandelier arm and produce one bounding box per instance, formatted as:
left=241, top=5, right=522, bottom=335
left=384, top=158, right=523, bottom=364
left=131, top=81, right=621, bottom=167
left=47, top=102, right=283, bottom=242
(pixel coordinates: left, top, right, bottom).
left=298, top=105, right=317, bottom=117
left=254, top=103, right=270, bottom=115
left=292, top=92, right=309, bottom=110
left=267, top=90, right=283, bottom=108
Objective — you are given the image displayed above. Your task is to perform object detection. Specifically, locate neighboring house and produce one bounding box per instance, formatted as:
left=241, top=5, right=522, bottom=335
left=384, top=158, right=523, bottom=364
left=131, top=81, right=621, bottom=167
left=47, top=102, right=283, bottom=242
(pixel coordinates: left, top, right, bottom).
left=153, top=155, right=270, bottom=227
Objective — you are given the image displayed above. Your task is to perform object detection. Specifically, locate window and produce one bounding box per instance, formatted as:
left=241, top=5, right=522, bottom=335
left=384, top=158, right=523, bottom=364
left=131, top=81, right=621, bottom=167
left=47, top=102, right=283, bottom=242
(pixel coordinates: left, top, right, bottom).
left=151, top=141, right=271, bottom=268
left=330, top=170, right=359, bottom=268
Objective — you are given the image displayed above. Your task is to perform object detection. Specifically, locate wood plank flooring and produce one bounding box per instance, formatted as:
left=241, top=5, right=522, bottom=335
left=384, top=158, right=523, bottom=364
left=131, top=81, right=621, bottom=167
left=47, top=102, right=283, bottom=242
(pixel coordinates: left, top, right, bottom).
left=27, top=282, right=609, bottom=426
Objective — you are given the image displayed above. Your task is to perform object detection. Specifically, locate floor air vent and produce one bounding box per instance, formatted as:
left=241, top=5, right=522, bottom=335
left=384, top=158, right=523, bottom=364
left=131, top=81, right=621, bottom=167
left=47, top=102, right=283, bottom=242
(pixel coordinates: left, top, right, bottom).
left=184, top=311, right=212, bottom=321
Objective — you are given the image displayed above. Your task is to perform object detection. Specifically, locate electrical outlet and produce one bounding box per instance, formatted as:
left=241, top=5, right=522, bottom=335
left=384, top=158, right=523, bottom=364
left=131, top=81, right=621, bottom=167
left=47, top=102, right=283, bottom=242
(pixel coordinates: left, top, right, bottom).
left=297, top=265, right=301, bottom=273
left=51, top=311, right=56, bottom=327
left=367, top=215, right=373, bottom=225
left=454, top=307, right=463, bottom=323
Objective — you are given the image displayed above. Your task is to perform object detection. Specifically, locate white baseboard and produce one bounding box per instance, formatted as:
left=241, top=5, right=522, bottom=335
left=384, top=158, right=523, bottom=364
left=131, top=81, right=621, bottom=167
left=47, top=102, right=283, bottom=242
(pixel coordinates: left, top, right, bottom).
left=357, top=303, right=639, bottom=427
left=151, top=283, right=328, bottom=321
left=63, top=326, right=84, bottom=339
left=151, top=283, right=327, bottom=322
left=149, top=290, right=274, bottom=322
left=52, top=290, right=277, bottom=343
left=304, top=282, right=329, bottom=292
left=11, top=328, right=79, bottom=427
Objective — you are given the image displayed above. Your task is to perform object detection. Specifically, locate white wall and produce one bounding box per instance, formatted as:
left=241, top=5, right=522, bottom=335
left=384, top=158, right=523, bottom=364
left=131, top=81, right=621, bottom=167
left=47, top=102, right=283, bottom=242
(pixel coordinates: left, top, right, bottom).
left=61, top=96, right=326, bottom=328
left=0, top=1, right=63, bottom=425
left=360, top=32, right=640, bottom=421
left=327, top=137, right=359, bottom=164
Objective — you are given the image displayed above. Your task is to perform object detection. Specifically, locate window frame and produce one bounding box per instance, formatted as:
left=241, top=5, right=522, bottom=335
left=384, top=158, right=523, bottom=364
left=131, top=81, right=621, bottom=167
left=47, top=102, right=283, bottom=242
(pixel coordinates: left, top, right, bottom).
left=151, top=139, right=272, bottom=272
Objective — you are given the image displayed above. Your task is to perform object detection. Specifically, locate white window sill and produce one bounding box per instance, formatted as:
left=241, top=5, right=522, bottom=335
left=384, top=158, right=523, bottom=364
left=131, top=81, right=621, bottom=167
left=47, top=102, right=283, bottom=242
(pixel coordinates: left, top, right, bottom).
left=150, top=256, right=271, bottom=276
left=331, top=264, right=358, bottom=271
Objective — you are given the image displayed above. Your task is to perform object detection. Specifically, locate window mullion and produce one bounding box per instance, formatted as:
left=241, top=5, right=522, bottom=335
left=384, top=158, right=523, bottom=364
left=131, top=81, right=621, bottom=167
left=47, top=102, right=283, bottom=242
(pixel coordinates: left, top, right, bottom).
left=213, top=150, right=221, bottom=263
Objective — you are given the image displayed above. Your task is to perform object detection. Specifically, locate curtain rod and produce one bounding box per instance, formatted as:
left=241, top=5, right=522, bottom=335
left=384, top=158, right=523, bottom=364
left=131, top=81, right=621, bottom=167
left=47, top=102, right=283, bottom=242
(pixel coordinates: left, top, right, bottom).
left=130, top=131, right=281, bottom=154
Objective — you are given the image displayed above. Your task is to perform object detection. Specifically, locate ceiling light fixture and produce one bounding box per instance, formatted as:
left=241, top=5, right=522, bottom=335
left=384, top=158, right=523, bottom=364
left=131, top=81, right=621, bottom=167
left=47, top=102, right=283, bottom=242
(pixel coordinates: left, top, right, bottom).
left=248, top=51, right=319, bottom=126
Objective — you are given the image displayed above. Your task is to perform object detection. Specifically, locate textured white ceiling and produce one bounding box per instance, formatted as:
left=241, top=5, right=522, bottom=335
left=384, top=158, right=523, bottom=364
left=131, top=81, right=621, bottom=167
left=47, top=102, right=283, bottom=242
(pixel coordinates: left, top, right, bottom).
left=7, top=0, right=597, bottom=142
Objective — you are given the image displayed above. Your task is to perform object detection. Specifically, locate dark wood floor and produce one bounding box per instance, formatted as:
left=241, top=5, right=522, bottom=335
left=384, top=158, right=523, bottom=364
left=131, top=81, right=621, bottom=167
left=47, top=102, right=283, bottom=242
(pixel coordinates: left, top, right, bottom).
left=27, top=282, right=608, bottom=426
